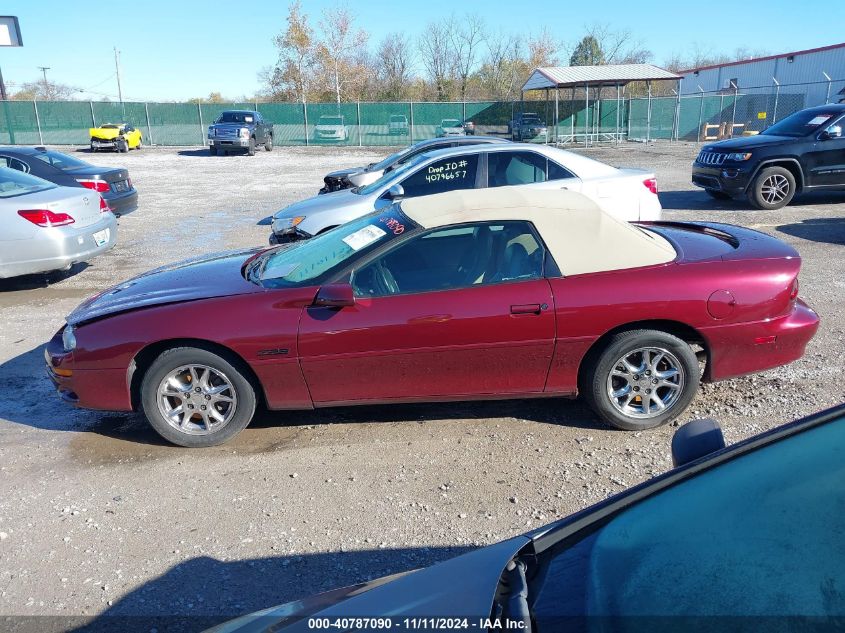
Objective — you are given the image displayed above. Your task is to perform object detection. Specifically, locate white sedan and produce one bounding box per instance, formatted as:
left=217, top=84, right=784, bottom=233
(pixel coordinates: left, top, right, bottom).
left=271, top=143, right=661, bottom=241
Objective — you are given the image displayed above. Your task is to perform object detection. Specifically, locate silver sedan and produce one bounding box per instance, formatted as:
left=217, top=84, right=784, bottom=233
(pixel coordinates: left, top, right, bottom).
left=0, top=168, right=117, bottom=279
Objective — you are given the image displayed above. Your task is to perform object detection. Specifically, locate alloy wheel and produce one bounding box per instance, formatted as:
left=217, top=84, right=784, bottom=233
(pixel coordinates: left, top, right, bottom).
left=606, top=347, right=685, bottom=419
left=156, top=364, right=238, bottom=435
left=761, top=174, right=790, bottom=204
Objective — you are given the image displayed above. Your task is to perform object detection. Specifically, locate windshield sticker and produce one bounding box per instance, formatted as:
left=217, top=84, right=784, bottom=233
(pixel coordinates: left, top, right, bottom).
left=807, top=115, right=833, bottom=126
left=342, top=225, right=387, bottom=251
left=379, top=216, right=406, bottom=235
left=425, top=160, right=470, bottom=184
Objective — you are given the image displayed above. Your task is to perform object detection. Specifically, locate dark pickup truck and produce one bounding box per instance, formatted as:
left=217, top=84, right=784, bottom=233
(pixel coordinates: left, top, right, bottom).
left=207, top=110, right=273, bottom=156
left=692, top=104, right=845, bottom=209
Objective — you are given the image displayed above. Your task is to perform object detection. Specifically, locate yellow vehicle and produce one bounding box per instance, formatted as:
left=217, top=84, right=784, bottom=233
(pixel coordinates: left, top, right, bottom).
left=89, top=123, right=142, bottom=153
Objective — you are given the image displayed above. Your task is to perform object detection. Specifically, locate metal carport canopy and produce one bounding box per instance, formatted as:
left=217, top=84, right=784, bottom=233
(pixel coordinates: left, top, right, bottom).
left=521, top=64, right=682, bottom=145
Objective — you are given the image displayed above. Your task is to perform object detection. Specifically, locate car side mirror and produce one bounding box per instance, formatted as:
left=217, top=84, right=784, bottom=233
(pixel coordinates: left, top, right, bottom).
left=671, top=418, right=726, bottom=467
left=313, top=283, right=355, bottom=308
left=820, top=125, right=842, bottom=140
left=386, top=184, right=405, bottom=200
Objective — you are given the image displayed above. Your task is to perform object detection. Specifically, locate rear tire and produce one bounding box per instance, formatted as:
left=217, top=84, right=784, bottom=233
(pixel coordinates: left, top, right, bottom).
left=582, top=329, right=699, bottom=431
left=140, top=347, right=256, bottom=448
left=747, top=166, right=796, bottom=210
left=705, top=189, right=731, bottom=200
left=247, top=138, right=256, bottom=156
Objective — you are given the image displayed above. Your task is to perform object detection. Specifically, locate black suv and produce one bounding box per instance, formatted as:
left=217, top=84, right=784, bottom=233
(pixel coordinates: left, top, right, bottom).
left=692, top=104, right=845, bottom=209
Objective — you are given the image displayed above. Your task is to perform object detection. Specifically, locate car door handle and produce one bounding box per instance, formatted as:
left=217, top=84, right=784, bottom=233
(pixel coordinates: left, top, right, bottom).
left=511, top=303, right=543, bottom=315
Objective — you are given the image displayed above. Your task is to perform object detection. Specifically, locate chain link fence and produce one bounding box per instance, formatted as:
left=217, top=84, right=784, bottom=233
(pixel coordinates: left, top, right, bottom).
left=0, top=77, right=842, bottom=147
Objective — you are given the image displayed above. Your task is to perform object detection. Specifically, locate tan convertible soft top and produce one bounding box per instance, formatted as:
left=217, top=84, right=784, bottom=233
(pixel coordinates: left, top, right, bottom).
left=400, top=188, right=676, bottom=276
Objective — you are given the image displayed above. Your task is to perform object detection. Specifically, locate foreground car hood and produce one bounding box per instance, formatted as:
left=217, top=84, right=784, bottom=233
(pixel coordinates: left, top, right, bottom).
left=208, top=536, right=529, bottom=633
left=325, top=167, right=363, bottom=180
left=703, top=134, right=795, bottom=151
left=67, top=248, right=263, bottom=325
left=273, top=188, right=365, bottom=220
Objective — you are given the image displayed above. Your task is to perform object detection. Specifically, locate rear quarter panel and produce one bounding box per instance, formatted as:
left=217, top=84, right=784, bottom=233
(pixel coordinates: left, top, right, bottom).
left=545, top=256, right=802, bottom=392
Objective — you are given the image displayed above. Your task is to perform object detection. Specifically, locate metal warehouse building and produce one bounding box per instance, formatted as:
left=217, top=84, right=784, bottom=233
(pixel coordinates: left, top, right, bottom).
left=679, top=42, right=845, bottom=106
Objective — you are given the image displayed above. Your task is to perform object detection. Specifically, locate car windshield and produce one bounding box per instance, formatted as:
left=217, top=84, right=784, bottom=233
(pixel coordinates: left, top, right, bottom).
left=30, top=150, right=91, bottom=171
left=320, top=116, right=344, bottom=125
left=355, top=154, right=427, bottom=195
left=442, top=119, right=461, bottom=127
left=369, top=148, right=407, bottom=172
left=0, top=167, right=54, bottom=198
left=530, top=415, right=845, bottom=623
left=762, top=109, right=841, bottom=137
left=390, top=116, right=406, bottom=122
left=101, top=124, right=121, bottom=129
left=216, top=112, right=253, bottom=124
left=253, top=208, right=417, bottom=287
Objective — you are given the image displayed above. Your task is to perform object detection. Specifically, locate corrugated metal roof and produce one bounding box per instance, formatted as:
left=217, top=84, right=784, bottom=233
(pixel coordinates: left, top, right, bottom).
left=522, top=64, right=681, bottom=91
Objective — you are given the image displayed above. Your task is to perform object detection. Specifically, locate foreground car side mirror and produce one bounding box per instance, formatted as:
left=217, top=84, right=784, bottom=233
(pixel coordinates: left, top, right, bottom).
left=671, top=418, right=726, bottom=467
left=313, top=283, right=355, bottom=308
left=386, top=184, right=405, bottom=200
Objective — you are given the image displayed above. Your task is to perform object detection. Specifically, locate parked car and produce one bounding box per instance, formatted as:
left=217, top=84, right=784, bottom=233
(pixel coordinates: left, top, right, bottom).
left=205, top=403, right=845, bottom=631
left=275, top=142, right=661, bottom=240
left=208, top=110, right=273, bottom=156
left=319, top=136, right=509, bottom=194
left=0, top=167, right=117, bottom=279
left=463, top=120, right=476, bottom=135
left=508, top=112, right=548, bottom=141
left=388, top=114, right=409, bottom=136
left=692, top=103, right=845, bottom=209
left=0, top=146, right=138, bottom=215
left=436, top=119, right=466, bottom=137
left=46, top=188, right=817, bottom=447
left=314, top=115, right=350, bottom=142
left=89, top=123, right=142, bottom=153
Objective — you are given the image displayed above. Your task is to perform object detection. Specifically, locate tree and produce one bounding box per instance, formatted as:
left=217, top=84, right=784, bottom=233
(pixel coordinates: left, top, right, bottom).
left=316, top=5, right=368, bottom=104
left=374, top=32, right=413, bottom=100
left=418, top=19, right=454, bottom=101
left=11, top=79, right=74, bottom=101
left=569, top=35, right=605, bottom=66
left=526, top=28, right=560, bottom=69
left=451, top=14, right=486, bottom=101
left=188, top=92, right=227, bottom=104
left=269, top=0, right=317, bottom=103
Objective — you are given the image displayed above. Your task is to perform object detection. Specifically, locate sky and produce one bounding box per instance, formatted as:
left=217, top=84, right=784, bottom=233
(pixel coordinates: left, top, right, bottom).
left=2, top=0, right=844, bottom=102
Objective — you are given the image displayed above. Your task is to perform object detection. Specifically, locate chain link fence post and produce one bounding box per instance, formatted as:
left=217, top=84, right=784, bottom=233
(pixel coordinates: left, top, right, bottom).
left=197, top=102, right=204, bottom=146
left=145, top=102, right=154, bottom=146
left=302, top=101, right=309, bottom=146
left=409, top=101, right=414, bottom=143
left=772, top=79, right=780, bottom=124
left=33, top=100, right=43, bottom=145
left=89, top=101, right=96, bottom=128
left=357, top=100, right=362, bottom=147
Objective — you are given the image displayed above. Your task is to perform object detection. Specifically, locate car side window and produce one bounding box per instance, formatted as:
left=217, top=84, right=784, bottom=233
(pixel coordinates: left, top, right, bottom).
left=351, top=221, right=544, bottom=298
left=0, top=156, right=29, bottom=173
left=398, top=155, right=479, bottom=198
left=547, top=159, right=576, bottom=181
left=487, top=151, right=548, bottom=187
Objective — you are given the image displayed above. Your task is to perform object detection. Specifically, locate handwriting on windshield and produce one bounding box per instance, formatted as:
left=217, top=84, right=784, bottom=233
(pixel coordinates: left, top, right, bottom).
left=425, top=160, right=469, bottom=184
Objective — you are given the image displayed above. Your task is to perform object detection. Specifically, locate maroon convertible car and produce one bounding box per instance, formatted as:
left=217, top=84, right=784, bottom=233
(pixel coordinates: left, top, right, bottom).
left=46, top=189, right=819, bottom=447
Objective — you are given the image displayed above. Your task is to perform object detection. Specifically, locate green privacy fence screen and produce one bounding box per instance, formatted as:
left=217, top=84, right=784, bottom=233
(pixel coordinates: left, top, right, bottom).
left=0, top=93, right=817, bottom=147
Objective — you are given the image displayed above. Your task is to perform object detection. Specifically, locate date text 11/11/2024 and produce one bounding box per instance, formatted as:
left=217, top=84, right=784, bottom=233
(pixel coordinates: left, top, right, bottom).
left=307, top=617, right=528, bottom=629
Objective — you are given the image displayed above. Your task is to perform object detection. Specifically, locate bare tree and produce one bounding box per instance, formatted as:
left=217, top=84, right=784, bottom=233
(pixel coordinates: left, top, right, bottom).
left=11, top=79, right=74, bottom=101
left=476, top=32, right=526, bottom=101
left=375, top=32, right=414, bottom=100
left=526, top=28, right=560, bottom=69
left=419, top=19, right=454, bottom=101
left=269, top=0, right=317, bottom=103
left=316, top=5, right=369, bottom=105
left=451, top=14, right=486, bottom=101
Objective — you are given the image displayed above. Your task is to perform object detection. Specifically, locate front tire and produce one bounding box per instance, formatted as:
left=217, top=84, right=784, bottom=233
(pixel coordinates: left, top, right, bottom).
left=264, top=135, right=273, bottom=151
left=140, top=347, right=256, bottom=447
left=117, top=138, right=129, bottom=153
left=209, top=145, right=218, bottom=156
left=247, top=138, right=256, bottom=156
left=583, top=330, right=699, bottom=431
left=748, top=166, right=796, bottom=210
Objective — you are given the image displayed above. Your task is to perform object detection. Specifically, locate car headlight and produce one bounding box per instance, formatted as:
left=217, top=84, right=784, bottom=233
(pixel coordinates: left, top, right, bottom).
left=239, top=128, right=250, bottom=139
left=62, top=325, right=77, bottom=351
left=208, top=128, right=216, bottom=138
left=275, top=216, right=306, bottom=230
left=725, top=152, right=752, bottom=161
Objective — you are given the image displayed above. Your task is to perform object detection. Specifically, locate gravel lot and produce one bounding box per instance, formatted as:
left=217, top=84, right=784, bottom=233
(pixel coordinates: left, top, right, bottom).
left=1, top=142, right=843, bottom=632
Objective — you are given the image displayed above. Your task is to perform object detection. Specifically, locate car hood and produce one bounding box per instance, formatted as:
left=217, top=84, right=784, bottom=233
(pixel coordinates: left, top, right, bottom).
left=211, top=122, right=252, bottom=129
left=325, top=167, right=363, bottom=180
left=702, top=134, right=795, bottom=151
left=66, top=248, right=264, bottom=325
left=206, top=536, right=529, bottom=633
left=273, top=188, right=365, bottom=220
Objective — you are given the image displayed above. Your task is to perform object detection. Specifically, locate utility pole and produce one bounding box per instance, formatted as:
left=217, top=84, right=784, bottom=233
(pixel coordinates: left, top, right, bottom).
left=114, top=47, right=124, bottom=113
left=37, top=65, right=50, bottom=84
